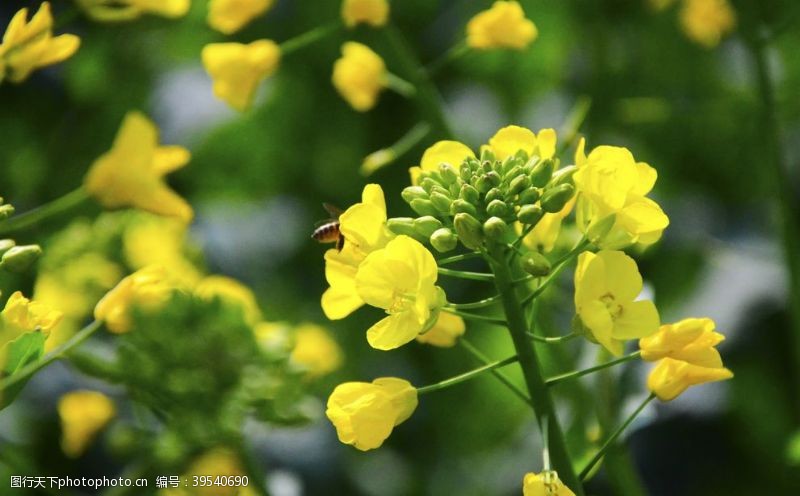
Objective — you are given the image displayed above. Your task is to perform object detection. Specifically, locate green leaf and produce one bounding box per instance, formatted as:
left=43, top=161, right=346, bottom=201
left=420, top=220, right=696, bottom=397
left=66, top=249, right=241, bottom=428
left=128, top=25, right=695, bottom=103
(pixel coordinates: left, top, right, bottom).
left=0, top=330, right=46, bottom=410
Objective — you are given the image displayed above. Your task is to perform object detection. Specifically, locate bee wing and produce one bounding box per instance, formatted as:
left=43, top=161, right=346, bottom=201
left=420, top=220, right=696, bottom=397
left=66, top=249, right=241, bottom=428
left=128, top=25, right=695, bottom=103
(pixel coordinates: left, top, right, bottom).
left=323, top=203, right=344, bottom=219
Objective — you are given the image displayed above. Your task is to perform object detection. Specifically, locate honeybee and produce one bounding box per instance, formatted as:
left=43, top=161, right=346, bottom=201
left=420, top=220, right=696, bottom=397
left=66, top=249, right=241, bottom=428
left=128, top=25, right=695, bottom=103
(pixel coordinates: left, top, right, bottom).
left=312, top=203, right=345, bottom=251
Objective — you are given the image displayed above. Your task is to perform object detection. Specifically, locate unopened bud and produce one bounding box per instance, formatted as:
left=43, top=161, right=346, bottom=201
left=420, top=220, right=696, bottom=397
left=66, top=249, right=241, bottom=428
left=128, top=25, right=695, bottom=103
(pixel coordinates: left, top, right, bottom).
left=519, top=187, right=541, bottom=205
left=451, top=199, right=478, bottom=217
left=453, top=213, right=484, bottom=250
left=414, top=216, right=443, bottom=238
left=420, top=177, right=439, bottom=193
left=460, top=163, right=474, bottom=182
left=479, top=148, right=496, bottom=163
left=485, top=187, right=503, bottom=204
left=0, top=239, right=15, bottom=257
left=486, top=199, right=510, bottom=218
left=508, top=174, right=530, bottom=195
left=410, top=199, right=439, bottom=217
left=517, top=204, right=544, bottom=225
left=504, top=165, right=523, bottom=181
left=429, top=191, right=453, bottom=214
left=387, top=217, right=418, bottom=237
left=552, top=165, right=576, bottom=187
left=530, top=158, right=555, bottom=187
left=540, top=184, right=575, bottom=213
left=522, top=252, right=552, bottom=277
left=430, top=228, right=458, bottom=252
left=401, top=186, right=428, bottom=204
left=0, top=204, right=14, bottom=220
left=460, top=184, right=480, bottom=205
left=1, top=244, right=42, bottom=273
left=482, top=216, right=508, bottom=240
left=439, top=163, right=459, bottom=185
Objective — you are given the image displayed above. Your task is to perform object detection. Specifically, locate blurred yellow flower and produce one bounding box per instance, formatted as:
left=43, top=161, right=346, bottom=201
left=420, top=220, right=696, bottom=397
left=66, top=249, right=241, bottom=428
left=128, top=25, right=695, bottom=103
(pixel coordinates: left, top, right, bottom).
left=84, top=112, right=194, bottom=223
left=466, top=1, right=538, bottom=50
left=194, top=275, right=262, bottom=326
left=76, top=0, right=190, bottom=22
left=639, top=317, right=725, bottom=366
left=332, top=42, right=387, bottom=112
left=409, top=140, right=476, bottom=185
left=58, top=390, right=115, bottom=458
left=647, top=356, right=733, bottom=401
left=485, top=126, right=556, bottom=161
left=326, top=377, right=417, bottom=451
left=574, top=250, right=659, bottom=356
left=523, top=471, right=576, bottom=496
left=0, top=291, right=63, bottom=345
left=680, top=0, right=736, bottom=48
left=341, top=0, right=390, bottom=28
left=159, top=448, right=247, bottom=496
left=522, top=198, right=575, bottom=253
left=356, top=235, right=444, bottom=350
left=208, top=0, right=274, bottom=34
left=322, top=184, right=393, bottom=320
left=416, top=312, right=465, bottom=347
left=0, top=3, right=80, bottom=84
left=94, top=265, right=175, bottom=334
left=290, top=323, right=343, bottom=377
left=124, top=214, right=202, bottom=286
left=202, top=40, right=281, bottom=112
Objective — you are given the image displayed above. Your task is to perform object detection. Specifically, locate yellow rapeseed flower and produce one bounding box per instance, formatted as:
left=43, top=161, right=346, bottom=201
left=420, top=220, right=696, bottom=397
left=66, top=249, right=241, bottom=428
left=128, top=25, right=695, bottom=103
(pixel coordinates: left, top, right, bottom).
left=416, top=312, right=465, bottom=347
left=466, top=1, right=538, bottom=50
left=647, top=357, right=733, bottom=401
left=0, top=291, right=63, bottom=346
left=355, top=235, right=444, bottom=350
left=123, top=214, right=202, bottom=286
left=194, top=275, right=262, bottom=326
left=58, top=390, right=115, bottom=458
left=76, top=0, right=190, bottom=22
left=208, top=0, right=274, bottom=35
left=84, top=112, right=194, bottom=223
left=485, top=125, right=557, bottom=161
left=679, top=0, right=736, bottom=48
left=332, top=42, right=387, bottom=112
left=523, top=471, right=576, bottom=496
left=409, top=140, right=476, bottom=185
left=574, top=250, right=660, bottom=356
left=202, top=40, right=281, bottom=112
left=158, top=447, right=247, bottom=496
left=341, top=0, right=390, bottom=28
left=326, top=377, right=417, bottom=451
left=290, top=323, right=343, bottom=377
left=322, top=184, right=393, bottom=320
left=0, top=3, right=80, bottom=84
left=94, top=265, right=175, bottom=334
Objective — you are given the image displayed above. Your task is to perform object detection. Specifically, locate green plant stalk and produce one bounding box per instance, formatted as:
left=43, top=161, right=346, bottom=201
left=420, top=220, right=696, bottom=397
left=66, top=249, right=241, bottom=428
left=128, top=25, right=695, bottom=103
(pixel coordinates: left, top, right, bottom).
left=459, top=338, right=532, bottom=407
left=449, top=294, right=502, bottom=310
left=416, top=354, right=518, bottom=394
left=485, top=242, right=584, bottom=495
left=0, top=188, right=90, bottom=236
left=441, top=307, right=507, bottom=326
left=545, top=351, right=641, bottom=387
left=437, top=252, right=482, bottom=265
left=280, top=22, right=340, bottom=56
left=437, top=267, right=495, bottom=281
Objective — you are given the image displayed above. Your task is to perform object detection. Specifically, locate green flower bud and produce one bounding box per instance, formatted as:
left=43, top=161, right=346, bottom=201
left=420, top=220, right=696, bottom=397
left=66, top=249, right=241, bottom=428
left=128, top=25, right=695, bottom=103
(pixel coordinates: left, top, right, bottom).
left=401, top=186, right=428, bottom=204
left=504, top=165, right=523, bottom=181
left=486, top=199, right=510, bottom=218
left=430, top=185, right=450, bottom=197
left=481, top=161, right=493, bottom=173
left=475, top=175, right=492, bottom=193
left=514, top=149, right=530, bottom=163
left=530, top=158, right=555, bottom=187
left=386, top=217, right=418, bottom=237
left=500, top=157, right=518, bottom=176
left=485, top=171, right=501, bottom=187
left=448, top=182, right=461, bottom=198
left=522, top=252, right=552, bottom=277
left=420, top=177, right=439, bottom=193
left=508, top=174, right=530, bottom=195
left=453, top=213, right=484, bottom=250
left=480, top=148, right=496, bottom=163
left=1, top=244, right=42, bottom=273
left=552, top=165, right=576, bottom=187
left=410, top=199, right=440, bottom=217
left=429, top=191, right=453, bottom=214
left=430, top=228, right=458, bottom=252
left=451, top=199, right=479, bottom=217
left=0, top=204, right=14, bottom=220
left=519, top=187, right=541, bottom=205
left=482, top=217, right=508, bottom=240
left=485, top=187, right=503, bottom=204
left=414, top=216, right=443, bottom=238
left=439, top=163, right=459, bottom=185
left=0, top=239, right=15, bottom=257
left=540, top=184, right=575, bottom=213
left=460, top=164, right=474, bottom=182
left=517, top=204, right=544, bottom=225
left=460, top=184, right=480, bottom=205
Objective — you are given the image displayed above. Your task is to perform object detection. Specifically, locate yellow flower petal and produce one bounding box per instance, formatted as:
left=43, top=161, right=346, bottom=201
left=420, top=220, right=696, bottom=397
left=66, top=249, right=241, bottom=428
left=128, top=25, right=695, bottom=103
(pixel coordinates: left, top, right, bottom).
left=202, top=40, right=281, bottom=112
left=612, top=300, right=660, bottom=340
left=332, top=42, right=386, bottom=112
left=208, top=0, right=274, bottom=34
left=537, top=128, right=557, bottom=159
left=341, top=0, right=390, bottom=28
left=487, top=125, right=537, bottom=160
left=58, top=390, right=115, bottom=458
left=466, top=1, right=538, bottom=50
left=290, top=323, right=343, bottom=377
left=419, top=140, right=475, bottom=172
left=416, top=312, right=465, bottom=347
left=647, top=357, right=733, bottom=401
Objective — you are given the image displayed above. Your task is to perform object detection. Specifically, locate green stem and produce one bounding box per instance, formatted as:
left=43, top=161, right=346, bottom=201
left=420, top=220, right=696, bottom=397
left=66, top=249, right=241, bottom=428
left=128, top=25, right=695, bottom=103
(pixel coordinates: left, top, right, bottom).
left=385, top=72, right=417, bottom=98
left=0, top=321, right=103, bottom=393
left=437, top=267, right=494, bottom=281
left=362, top=122, right=432, bottom=175
left=441, top=307, right=507, bottom=326
left=424, top=40, right=469, bottom=77
left=416, top=354, right=518, bottom=395
left=280, top=22, right=340, bottom=56
left=437, top=252, right=482, bottom=265
left=485, top=242, right=584, bottom=495
left=459, top=338, right=532, bottom=406
left=528, top=332, right=578, bottom=345
left=557, top=96, right=593, bottom=156
left=521, top=239, right=589, bottom=306
left=0, top=188, right=90, bottom=236
left=579, top=394, right=655, bottom=481
left=545, top=351, right=641, bottom=387
left=448, top=294, right=501, bottom=310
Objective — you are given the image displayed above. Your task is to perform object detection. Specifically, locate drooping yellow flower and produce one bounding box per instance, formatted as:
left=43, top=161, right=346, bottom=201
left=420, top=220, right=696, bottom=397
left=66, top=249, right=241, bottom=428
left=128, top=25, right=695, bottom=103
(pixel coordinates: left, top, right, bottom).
left=84, top=112, right=194, bottom=223
left=574, top=250, right=660, bottom=356
left=290, top=323, right=343, bottom=377
left=326, top=377, right=417, bottom=451
left=573, top=139, right=669, bottom=249
left=208, top=0, right=274, bottom=35
left=0, top=3, right=80, bottom=84
left=485, top=126, right=557, bottom=161
left=466, top=1, right=538, bottom=50
left=58, top=390, right=115, bottom=458
left=0, top=291, right=63, bottom=346
left=639, top=317, right=725, bottom=366
left=341, top=0, right=390, bottom=28
left=647, top=357, right=733, bottom=401
left=409, top=140, right=476, bottom=185
left=76, top=0, right=190, bottom=22
left=123, top=214, right=202, bottom=286
left=322, top=184, right=393, bottom=320
left=94, top=265, right=175, bottom=334
left=194, top=275, right=262, bottom=326
left=356, top=235, right=444, bottom=350
left=523, top=471, right=576, bottom=496
left=679, top=0, right=736, bottom=48
left=332, top=42, right=387, bottom=112
left=202, top=40, right=281, bottom=112
left=416, top=312, right=465, bottom=348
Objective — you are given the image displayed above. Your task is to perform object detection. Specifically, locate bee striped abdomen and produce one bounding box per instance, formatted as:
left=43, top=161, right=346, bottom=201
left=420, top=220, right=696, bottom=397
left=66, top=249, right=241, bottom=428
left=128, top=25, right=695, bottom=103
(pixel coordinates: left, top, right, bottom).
left=312, top=222, right=341, bottom=244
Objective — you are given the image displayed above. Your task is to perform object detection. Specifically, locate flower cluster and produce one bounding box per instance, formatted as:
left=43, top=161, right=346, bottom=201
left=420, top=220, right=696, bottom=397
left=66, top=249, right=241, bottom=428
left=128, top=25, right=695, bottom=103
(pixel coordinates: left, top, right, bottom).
left=651, top=0, right=736, bottom=48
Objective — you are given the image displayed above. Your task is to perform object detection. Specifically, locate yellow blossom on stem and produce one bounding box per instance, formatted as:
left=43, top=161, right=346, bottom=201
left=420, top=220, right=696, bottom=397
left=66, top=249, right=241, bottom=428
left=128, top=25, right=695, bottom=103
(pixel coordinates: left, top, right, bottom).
left=0, top=3, right=80, bottom=84
left=466, top=1, right=538, bottom=50
left=194, top=275, right=262, bottom=326
left=416, top=312, right=465, bottom=348
left=202, top=40, right=281, bottom=112
left=290, top=323, right=343, bottom=377
left=409, top=140, right=476, bottom=185
left=123, top=214, right=202, bottom=286
left=647, top=357, right=733, bottom=401
left=76, top=0, right=190, bottom=22
left=322, top=184, right=393, bottom=320
left=94, top=265, right=175, bottom=334
left=208, top=0, right=274, bottom=35
left=356, top=235, right=445, bottom=350
left=679, top=0, right=736, bottom=48
left=332, top=42, right=387, bottom=112
left=341, top=0, right=390, bottom=28
left=0, top=291, right=63, bottom=348
left=326, top=377, right=417, bottom=451
left=84, top=112, right=194, bottom=223
left=485, top=126, right=557, bottom=161
left=639, top=317, right=725, bottom=366
left=574, top=250, right=660, bottom=356
left=58, top=390, right=115, bottom=458
left=523, top=471, right=576, bottom=496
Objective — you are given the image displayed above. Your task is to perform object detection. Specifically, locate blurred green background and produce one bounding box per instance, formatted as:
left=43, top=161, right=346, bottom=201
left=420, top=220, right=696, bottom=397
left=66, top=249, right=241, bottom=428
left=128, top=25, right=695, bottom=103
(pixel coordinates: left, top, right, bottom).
left=1, top=0, right=800, bottom=494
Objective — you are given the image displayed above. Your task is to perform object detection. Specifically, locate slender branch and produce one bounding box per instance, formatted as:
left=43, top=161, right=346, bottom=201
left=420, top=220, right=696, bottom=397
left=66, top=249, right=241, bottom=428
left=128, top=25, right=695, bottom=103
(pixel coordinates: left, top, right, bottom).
left=437, top=252, right=482, bottom=265
left=459, top=338, right=532, bottom=406
left=545, top=351, right=641, bottom=387
left=438, top=267, right=494, bottom=281
left=557, top=96, right=593, bottom=156
left=528, top=332, right=579, bottom=345
left=579, top=394, right=656, bottom=481
left=521, top=238, right=590, bottom=306
left=0, top=188, right=90, bottom=236
left=441, top=307, right=507, bottom=326
left=417, top=354, right=518, bottom=395
left=385, top=72, right=417, bottom=98
left=424, top=40, right=469, bottom=77
left=280, top=22, right=340, bottom=56
left=448, top=294, right=501, bottom=310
